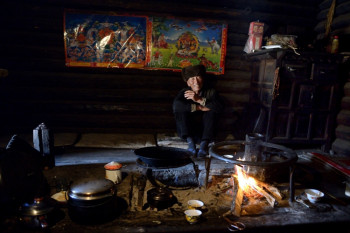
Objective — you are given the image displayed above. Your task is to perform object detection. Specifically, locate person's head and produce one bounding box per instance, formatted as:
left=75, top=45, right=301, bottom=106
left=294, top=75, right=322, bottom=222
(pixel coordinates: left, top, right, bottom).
left=181, top=65, right=206, bottom=93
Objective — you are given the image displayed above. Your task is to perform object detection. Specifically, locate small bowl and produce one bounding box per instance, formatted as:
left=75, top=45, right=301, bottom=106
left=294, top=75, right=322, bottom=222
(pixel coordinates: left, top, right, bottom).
left=184, top=209, right=202, bottom=224
left=188, top=200, right=204, bottom=210
left=305, top=189, right=324, bottom=203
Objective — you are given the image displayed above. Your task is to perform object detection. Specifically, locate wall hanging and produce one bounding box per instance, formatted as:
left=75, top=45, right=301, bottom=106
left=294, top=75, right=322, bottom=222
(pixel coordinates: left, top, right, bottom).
left=64, top=10, right=149, bottom=68
left=148, top=17, right=227, bottom=74
left=64, top=11, right=227, bottom=74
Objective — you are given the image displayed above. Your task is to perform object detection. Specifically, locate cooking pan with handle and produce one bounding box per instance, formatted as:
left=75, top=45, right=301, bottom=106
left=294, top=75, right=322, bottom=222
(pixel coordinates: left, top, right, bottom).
left=133, top=146, right=193, bottom=168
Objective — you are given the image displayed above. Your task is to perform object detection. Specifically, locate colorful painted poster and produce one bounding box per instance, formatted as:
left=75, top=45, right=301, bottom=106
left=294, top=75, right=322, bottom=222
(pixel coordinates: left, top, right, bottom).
left=64, top=11, right=149, bottom=68
left=148, top=17, right=227, bottom=74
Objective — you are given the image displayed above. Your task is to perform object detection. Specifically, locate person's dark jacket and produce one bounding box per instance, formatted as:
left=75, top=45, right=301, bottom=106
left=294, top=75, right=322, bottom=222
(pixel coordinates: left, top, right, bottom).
left=173, top=86, right=224, bottom=114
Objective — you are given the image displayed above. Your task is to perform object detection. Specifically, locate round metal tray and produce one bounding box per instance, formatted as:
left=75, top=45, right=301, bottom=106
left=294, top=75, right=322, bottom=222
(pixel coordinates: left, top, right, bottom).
left=209, top=140, right=298, bottom=167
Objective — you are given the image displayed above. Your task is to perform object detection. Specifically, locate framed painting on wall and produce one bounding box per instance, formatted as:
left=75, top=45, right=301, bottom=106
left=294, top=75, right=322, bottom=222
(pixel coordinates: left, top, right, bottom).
left=64, top=10, right=149, bottom=68
left=148, top=17, right=227, bottom=74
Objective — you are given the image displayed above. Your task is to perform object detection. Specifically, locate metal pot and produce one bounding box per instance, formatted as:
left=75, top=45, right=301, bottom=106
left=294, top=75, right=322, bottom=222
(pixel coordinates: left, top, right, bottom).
left=134, top=146, right=193, bottom=168
left=147, top=187, right=176, bottom=210
left=67, top=178, right=117, bottom=224
left=19, top=197, right=56, bottom=229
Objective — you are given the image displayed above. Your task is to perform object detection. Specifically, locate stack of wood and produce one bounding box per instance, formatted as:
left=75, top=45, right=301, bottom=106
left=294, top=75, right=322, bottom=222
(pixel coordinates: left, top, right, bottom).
left=225, top=166, right=284, bottom=217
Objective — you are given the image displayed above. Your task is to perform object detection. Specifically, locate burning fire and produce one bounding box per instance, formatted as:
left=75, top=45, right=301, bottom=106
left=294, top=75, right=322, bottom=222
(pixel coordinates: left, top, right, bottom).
left=235, top=166, right=257, bottom=194
left=231, top=165, right=280, bottom=207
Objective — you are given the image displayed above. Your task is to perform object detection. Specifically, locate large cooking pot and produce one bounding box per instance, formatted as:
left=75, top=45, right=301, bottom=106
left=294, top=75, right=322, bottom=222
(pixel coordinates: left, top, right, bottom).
left=67, top=178, right=118, bottom=224
left=18, top=197, right=57, bottom=229
left=134, top=146, right=193, bottom=168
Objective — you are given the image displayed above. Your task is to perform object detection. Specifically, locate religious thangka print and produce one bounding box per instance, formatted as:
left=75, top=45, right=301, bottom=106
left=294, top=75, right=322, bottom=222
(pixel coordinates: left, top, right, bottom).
left=148, top=17, right=227, bottom=74
left=64, top=10, right=149, bottom=68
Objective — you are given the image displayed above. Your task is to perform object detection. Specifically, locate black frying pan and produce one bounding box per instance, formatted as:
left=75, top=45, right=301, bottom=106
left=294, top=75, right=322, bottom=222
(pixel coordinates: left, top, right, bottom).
left=133, top=146, right=193, bottom=168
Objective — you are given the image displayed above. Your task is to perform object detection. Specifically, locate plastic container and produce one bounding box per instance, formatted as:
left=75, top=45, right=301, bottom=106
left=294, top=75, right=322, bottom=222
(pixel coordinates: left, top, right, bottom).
left=331, top=35, right=339, bottom=54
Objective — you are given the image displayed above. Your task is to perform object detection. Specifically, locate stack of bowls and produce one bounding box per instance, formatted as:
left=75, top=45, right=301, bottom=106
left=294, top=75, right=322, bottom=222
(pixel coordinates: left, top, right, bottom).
left=184, top=200, right=204, bottom=224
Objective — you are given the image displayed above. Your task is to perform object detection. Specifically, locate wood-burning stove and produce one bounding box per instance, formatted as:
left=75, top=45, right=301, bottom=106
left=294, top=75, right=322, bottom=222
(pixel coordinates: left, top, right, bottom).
left=209, top=140, right=298, bottom=203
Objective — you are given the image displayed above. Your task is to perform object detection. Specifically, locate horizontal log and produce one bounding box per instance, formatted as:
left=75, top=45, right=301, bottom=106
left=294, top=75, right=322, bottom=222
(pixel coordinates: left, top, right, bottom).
left=244, top=12, right=316, bottom=27
left=318, top=0, right=349, bottom=10
left=228, top=0, right=318, bottom=18
left=0, top=111, right=237, bottom=134
left=335, top=124, right=350, bottom=141
left=317, top=1, right=350, bottom=20
left=332, top=138, right=350, bottom=156
left=341, top=96, right=350, bottom=109
left=2, top=30, right=63, bottom=47
left=221, top=70, right=251, bottom=81
left=225, top=59, right=251, bottom=71
left=336, top=110, right=350, bottom=126
left=226, top=33, right=249, bottom=47
left=4, top=70, right=183, bottom=89
left=2, top=1, right=63, bottom=19
left=344, top=82, right=350, bottom=96
left=1, top=100, right=172, bottom=113
left=1, top=15, right=62, bottom=33
left=216, top=80, right=251, bottom=93
left=0, top=44, right=65, bottom=61
left=314, top=12, right=350, bottom=33
left=1, top=86, right=178, bottom=102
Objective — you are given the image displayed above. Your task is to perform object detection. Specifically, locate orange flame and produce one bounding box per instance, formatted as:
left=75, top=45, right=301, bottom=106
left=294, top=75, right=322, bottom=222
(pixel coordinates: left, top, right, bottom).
left=235, top=166, right=258, bottom=193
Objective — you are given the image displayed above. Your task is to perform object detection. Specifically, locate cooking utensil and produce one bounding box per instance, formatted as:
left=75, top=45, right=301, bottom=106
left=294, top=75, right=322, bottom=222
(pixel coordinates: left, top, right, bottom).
left=67, top=178, right=117, bottom=224
left=19, top=197, right=56, bottom=229
left=223, top=216, right=245, bottom=231
left=134, top=146, right=193, bottom=168
left=147, top=187, right=176, bottom=210
left=295, top=195, right=311, bottom=208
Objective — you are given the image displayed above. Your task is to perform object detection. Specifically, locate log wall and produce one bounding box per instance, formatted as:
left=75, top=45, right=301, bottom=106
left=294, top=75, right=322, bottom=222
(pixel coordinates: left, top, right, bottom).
left=314, top=0, right=350, bottom=155
left=0, top=0, right=322, bottom=140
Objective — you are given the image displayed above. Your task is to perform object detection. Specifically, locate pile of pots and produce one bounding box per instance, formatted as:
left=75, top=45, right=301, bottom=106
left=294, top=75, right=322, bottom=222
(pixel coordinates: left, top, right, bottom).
left=18, top=177, right=119, bottom=228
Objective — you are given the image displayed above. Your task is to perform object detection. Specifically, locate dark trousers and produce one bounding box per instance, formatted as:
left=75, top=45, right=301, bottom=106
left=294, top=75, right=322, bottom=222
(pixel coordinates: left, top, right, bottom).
left=174, top=111, right=218, bottom=142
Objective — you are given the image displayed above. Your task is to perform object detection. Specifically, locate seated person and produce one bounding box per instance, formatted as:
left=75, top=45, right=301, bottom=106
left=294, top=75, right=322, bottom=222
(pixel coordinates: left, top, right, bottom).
left=173, top=65, right=224, bottom=157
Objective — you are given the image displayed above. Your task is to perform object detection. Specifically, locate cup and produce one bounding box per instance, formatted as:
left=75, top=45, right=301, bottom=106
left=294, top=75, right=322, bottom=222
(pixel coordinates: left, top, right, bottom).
left=104, top=161, right=122, bottom=184
left=188, top=200, right=204, bottom=210
left=304, top=189, right=324, bottom=203
left=184, top=209, right=202, bottom=224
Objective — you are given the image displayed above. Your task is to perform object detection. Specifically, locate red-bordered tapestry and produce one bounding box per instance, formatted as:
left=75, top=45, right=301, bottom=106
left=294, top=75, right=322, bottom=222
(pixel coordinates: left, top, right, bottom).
left=148, top=17, right=227, bottom=74
left=64, top=11, right=227, bottom=74
left=64, top=10, right=149, bottom=68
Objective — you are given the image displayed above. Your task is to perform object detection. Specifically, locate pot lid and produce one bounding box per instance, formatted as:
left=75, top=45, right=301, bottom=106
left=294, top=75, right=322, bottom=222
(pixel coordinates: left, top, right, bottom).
left=104, top=161, right=122, bottom=170
left=69, top=178, right=115, bottom=201
left=19, top=197, right=55, bottom=216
